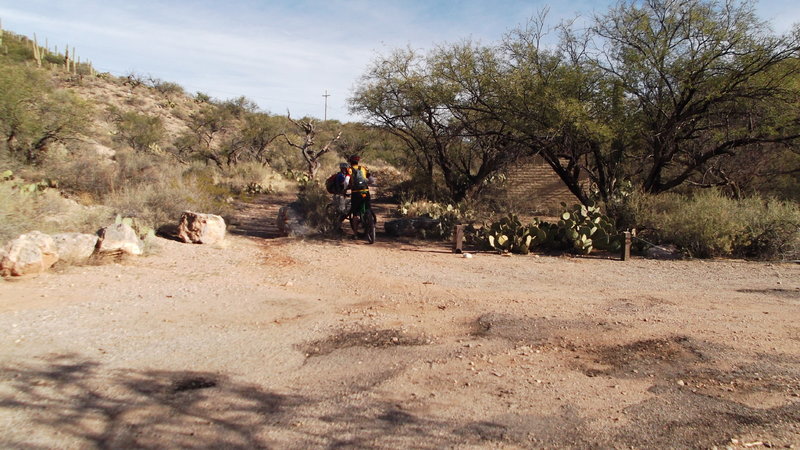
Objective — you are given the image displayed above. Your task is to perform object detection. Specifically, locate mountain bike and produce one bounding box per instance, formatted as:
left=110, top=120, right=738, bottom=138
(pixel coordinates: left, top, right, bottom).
left=350, top=199, right=377, bottom=244
left=323, top=195, right=350, bottom=235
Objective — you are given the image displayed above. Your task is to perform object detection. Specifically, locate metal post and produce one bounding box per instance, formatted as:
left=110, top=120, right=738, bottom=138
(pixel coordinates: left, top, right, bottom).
left=453, top=225, right=464, bottom=254
left=622, top=231, right=632, bottom=261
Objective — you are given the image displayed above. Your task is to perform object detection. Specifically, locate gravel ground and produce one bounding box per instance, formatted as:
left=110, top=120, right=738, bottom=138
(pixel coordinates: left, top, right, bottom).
left=1, top=208, right=799, bottom=448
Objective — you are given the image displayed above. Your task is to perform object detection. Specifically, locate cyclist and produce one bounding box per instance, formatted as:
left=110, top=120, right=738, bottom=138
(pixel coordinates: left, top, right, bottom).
left=333, top=163, right=350, bottom=230
left=347, top=155, right=375, bottom=238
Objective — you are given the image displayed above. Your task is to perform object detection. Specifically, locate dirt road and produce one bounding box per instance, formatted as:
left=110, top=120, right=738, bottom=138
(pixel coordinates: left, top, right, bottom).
left=1, top=199, right=799, bottom=448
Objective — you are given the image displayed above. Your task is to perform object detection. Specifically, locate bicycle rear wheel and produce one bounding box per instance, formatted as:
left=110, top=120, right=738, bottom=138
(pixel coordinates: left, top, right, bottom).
left=364, top=209, right=376, bottom=244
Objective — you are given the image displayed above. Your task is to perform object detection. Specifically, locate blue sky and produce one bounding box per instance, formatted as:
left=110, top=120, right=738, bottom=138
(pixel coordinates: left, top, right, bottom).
left=1, top=0, right=798, bottom=122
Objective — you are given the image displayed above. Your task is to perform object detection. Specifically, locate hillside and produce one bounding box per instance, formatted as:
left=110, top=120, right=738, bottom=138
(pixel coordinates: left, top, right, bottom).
left=0, top=28, right=363, bottom=244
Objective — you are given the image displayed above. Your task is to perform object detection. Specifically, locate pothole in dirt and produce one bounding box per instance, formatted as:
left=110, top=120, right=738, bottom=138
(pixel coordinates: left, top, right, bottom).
left=471, top=313, right=611, bottom=348
left=580, top=335, right=707, bottom=377
left=301, top=328, right=428, bottom=358
left=171, top=376, right=218, bottom=393
left=678, top=366, right=800, bottom=400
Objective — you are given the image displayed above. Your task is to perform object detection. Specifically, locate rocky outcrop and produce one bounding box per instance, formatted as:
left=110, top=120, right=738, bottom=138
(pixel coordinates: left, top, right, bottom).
left=95, top=223, right=144, bottom=255
left=177, top=211, right=226, bottom=244
left=51, top=233, right=98, bottom=264
left=0, top=231, right=59, bottom=276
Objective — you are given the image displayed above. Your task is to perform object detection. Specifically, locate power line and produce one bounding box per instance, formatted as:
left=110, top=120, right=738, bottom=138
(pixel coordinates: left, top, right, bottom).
left=322, top=89, right=330, bottom=121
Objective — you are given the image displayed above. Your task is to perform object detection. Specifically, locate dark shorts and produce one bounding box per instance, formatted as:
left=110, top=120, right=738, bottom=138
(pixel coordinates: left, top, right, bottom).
left=350, top=191, right=371, bottom=216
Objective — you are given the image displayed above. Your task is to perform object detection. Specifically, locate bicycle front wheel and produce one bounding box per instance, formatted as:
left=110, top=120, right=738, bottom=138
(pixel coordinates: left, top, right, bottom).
left=324, top=203, right=340, bottom=234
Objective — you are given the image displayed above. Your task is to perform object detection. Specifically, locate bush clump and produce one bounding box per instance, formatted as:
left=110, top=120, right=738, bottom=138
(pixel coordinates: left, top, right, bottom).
left=294, top=179, right=331, bottom=230
left=623, top=189, right=800, bottom=260
left=0, top=173, right=113, bottom=243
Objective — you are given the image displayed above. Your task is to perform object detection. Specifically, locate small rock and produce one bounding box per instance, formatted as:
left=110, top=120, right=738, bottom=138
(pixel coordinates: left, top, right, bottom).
left=463, top=253, right=473, bottom=259
left=677, top=380, right=686, bottom=386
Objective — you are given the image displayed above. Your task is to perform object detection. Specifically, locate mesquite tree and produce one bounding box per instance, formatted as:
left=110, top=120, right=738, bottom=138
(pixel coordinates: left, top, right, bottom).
left=283, top=113, right=341, bottom=179
left=350, top=0, right=800, bottom=204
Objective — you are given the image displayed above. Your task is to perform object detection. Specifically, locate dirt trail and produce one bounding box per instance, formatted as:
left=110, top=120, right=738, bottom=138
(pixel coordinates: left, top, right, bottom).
left=1, top=194, right=799, bottom=448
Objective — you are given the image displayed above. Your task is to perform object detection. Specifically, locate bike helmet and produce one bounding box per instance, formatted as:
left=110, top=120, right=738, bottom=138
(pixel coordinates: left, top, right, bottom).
left=348, top=155, right=361, bottom=165
left=339, top=162, right=349, bottom=170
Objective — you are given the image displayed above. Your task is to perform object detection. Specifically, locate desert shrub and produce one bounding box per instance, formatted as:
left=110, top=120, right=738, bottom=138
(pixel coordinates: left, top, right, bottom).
left=151, top=80, right=185, bottom=97
left=42, top=147, right=116, bottom=201
left=111, top=110, right=166, bottom=152
left=219, top=162, right=293, bottom=195
left=112, top=148, right=172, bottom=188
left=294, top=180, right=330, bottom=230
left=734, top=196, right=800, bottom=260
left=633, top=190, right=742, bottom=257
left=48, top=147, right=168, bottom=201
left=123, top=72, right=146, bottom=89
left=621, top=189, right=800, bottom=259
left=0, top=178, right=113, bottom=243
left=194, top=92, right=212, bottom=103
left=104, top=173, right=232, bottom=231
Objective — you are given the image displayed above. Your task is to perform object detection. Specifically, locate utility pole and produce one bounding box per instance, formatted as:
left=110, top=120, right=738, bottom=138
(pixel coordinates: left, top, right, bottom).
left=322, top=90, right=330, bottom=121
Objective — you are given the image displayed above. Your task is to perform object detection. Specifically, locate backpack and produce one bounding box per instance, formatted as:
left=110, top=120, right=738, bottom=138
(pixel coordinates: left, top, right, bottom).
left=325, top=172, right=346, bottom=194
left=350, top=165, right=369, bottom=190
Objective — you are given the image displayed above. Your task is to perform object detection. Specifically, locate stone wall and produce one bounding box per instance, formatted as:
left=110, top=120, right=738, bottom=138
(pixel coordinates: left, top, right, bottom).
left=501, top=155, right=583, bottom=213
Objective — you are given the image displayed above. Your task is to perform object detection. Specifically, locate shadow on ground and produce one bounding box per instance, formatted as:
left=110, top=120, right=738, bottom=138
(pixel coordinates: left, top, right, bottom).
left=0, top=354, right=547, bottom=448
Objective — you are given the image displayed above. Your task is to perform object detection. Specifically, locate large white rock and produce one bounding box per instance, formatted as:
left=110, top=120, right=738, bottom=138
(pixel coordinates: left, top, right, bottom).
left=95, top=223, right=144, bottom=255
left=0, top=231, right=59, bottom=277
left=177, top=211, right=226, bottom=244
left=51, top=232, right=98, bottom=264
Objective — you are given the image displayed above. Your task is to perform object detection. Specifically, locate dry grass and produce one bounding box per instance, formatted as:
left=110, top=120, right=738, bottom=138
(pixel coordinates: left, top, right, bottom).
left=0, top=181, right=113, bottom=243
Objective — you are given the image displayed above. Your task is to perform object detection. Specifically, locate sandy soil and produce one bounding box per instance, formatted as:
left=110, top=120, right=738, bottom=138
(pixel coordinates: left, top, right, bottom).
left=1, top=197, right=799, bottom=448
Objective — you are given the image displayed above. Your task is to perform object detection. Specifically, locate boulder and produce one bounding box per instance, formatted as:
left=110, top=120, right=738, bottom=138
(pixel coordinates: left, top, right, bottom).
left=177, top=211, right=226, bottom=244
left=384, top=217, right=441, bottom=237
left=51, top=233, right=98, bottom=264
left=277, top=204, right=313, bottom=237
left=96, top=223, right=144, bottom=255
left=0, top=231, right=59, bottom=277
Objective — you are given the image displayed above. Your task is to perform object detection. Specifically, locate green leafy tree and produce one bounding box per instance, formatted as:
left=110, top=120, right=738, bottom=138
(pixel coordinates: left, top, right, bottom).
left=0, top=65, right=92, bottom=164
left=350, top=46, right=529, bottom=201
left=592, top=0, right=800, bottom=194
left=352, top=0, right=800, bottom=206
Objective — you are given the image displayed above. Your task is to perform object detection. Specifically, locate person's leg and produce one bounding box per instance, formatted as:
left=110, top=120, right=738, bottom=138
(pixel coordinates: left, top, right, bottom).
left=350, top=193, right=362, bottom=237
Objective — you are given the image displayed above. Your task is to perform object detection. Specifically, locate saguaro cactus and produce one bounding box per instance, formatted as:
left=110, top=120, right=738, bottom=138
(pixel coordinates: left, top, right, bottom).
left=32, top=34, right=42, bottom=67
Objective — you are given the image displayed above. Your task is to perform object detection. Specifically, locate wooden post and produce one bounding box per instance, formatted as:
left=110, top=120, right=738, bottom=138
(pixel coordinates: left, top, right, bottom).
left=621, top=231, right=631, bottom=261
left=453, top=225, right=464, bottom=254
